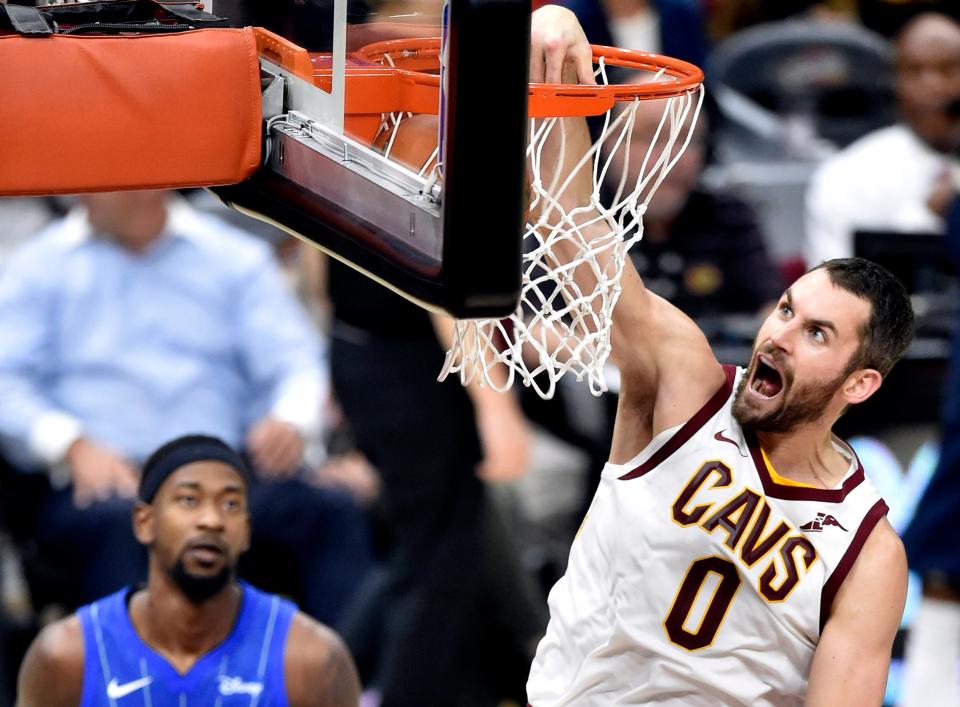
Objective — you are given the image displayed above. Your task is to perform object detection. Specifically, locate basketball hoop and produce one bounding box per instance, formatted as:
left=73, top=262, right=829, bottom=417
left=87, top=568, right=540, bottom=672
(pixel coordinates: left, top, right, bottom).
left=356, top=41, right=705, bottom=399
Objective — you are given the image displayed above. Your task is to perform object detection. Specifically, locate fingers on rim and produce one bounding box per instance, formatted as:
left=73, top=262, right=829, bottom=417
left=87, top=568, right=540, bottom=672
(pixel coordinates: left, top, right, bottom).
left=576, top=45, right=596, bottom=85
left=544, top=44, right=565, bottom=84
left=530, top=47, right=545, bottom=84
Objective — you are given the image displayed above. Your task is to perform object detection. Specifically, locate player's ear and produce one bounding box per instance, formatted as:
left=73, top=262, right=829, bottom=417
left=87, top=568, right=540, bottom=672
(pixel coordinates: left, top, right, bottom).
left=841, top=368, right=882, bottom=406
left=132, top=501, right=156, bottom=546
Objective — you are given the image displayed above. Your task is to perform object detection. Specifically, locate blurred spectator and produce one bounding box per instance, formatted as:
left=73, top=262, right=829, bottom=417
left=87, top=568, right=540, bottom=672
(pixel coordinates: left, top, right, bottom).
left=609, top=99, right=784, bottom=317
left=559, top=0, right=708, bottom=71
left=708, top=16, right=895, bottom=156
left=301, top=249, right=545, bottom=706
left=706, top=0, right=858, bottom=42
left=804, top=12, right=960, bottom=266
left=859, top=0, right=960, bottom=38
left=0, top=191, right=371, bottom=625
left=900, top=187, right=960, bottom=707
left=215, top=0, right=370, bottom=51
left=0, top=199, right=57, bottom=264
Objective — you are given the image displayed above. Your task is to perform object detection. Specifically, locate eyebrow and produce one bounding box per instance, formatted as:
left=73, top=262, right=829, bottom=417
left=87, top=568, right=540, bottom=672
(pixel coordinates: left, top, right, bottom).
left=172, top=482, right=245, bottom=494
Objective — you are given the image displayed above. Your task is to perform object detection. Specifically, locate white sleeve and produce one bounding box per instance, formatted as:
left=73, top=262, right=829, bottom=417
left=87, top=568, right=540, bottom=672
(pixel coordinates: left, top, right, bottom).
left=28, top=411, right=84, bottom=466
left=269, top=365, right=327, bottom=440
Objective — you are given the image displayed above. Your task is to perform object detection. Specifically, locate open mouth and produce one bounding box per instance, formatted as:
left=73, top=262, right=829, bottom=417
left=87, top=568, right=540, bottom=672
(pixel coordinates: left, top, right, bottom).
left=186, top=540, right=225, bottom=564
left=751, top=353, right=784, bottom=399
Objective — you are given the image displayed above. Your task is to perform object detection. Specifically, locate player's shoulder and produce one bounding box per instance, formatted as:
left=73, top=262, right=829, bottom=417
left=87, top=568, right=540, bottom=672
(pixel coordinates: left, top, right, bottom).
left=837, top=517, right=907, bottom=604
left=17, top=614, right=85, bottom=707
left=27, top=614, right=84, bottom=667
left=285, top=611, right=350, bottom=667
left=859, top=517, right=907, bottom=571
left=825, top=517, right=907, bottom=638
left=283, top=612, right=360, bottom=707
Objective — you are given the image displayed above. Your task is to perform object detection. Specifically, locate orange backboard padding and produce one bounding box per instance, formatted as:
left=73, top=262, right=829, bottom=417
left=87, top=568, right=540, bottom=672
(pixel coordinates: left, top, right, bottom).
left=0, top=28, right=262, bottom=196
left=254, top=27, right=441, bottom=137
left=255, top=26, right=315, bottom=82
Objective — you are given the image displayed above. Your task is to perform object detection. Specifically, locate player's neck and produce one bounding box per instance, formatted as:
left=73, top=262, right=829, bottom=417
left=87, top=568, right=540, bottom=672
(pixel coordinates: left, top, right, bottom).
left=131, top=575, right=243, bottom=673
left=755, top=424, right=849, bottom=489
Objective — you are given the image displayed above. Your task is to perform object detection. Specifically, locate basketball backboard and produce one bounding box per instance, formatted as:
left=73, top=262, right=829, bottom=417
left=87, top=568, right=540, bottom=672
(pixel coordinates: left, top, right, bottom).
left=208, top=0, right=532, bottom=318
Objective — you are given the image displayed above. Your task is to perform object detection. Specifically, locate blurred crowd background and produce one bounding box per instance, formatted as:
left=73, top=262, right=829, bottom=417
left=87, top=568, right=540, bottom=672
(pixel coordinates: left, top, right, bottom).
left=2, top=0, right=960, bottom=705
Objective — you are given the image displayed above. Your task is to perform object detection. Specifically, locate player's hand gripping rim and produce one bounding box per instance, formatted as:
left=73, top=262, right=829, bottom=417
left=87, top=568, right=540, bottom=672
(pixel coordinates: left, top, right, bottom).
left=530, top=5, right=596, bottom=86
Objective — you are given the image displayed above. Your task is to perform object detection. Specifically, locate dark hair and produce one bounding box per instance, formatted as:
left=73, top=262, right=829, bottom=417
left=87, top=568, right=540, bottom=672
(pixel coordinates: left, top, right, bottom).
left=811, top=258, right=914, bottom=377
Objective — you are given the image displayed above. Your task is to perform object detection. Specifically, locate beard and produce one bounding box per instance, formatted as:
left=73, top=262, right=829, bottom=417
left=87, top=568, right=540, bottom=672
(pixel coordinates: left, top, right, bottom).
left=732, top=352, right=848, bottom=434
left=168, top=556, right=233, bottom=605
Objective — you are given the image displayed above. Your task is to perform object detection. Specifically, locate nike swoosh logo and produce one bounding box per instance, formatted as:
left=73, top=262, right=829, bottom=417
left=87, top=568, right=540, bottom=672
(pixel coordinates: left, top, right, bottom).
left=714, top=430, right=739, bottom=448
left=106, top=676, right=154, bottom=699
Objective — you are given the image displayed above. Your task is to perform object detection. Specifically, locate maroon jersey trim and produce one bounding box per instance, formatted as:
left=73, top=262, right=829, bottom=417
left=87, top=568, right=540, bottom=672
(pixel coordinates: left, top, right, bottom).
left=746, top=433, right=866, bottom=503
left=818, top=499, right=889, bottom=633
left=619, top=365, right=736, bottom=480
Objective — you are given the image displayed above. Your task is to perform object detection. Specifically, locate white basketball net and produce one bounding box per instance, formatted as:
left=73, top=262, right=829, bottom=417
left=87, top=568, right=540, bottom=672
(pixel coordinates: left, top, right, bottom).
left=438, top=72, right=705, bottom=399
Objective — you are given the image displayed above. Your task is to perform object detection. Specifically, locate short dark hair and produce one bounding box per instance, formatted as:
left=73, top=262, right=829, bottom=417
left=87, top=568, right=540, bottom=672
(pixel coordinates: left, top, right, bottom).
left=811, top=258, right=914, bottom=377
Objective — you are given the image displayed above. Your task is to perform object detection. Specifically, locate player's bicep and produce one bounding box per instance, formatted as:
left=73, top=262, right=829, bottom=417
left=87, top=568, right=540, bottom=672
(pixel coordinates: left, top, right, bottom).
left=806, top=621, right=892, bottom=706
left=610, top=265, right=721, bottom=408
left=805, top=524, right=906, bottom=707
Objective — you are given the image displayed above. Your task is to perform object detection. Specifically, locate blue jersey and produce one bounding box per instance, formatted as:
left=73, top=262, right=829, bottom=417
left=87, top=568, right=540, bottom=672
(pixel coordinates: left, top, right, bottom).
left=77, top=581, right=296, bottom=707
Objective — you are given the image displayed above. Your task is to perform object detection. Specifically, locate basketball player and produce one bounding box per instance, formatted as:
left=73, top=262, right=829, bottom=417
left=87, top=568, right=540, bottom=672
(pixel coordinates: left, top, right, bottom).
left=526, top=7, right=915, bottom=704
left=16, top=435, right=360, bottom=706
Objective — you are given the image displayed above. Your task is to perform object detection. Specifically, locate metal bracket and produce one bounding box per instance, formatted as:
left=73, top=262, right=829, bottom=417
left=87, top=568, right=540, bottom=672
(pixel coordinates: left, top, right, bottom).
left=261, top=73, right=285, bottom=121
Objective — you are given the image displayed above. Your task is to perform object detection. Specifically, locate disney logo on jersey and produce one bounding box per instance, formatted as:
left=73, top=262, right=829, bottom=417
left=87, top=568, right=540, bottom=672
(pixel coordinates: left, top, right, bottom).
left=672, top=460, right=818, bottom=603
left=218, top=675, right=264, bottom=697
left=800, top=512, right=848, bottom=533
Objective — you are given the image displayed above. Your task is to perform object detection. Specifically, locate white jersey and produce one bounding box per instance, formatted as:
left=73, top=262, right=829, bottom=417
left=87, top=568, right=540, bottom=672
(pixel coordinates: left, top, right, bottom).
left=527, top=366, right=887, bottom=706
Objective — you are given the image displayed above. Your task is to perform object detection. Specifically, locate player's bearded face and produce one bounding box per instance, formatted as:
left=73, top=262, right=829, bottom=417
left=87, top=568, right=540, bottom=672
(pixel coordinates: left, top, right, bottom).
left=167, top=544, right=235, bottom=604
left=732, top=343, right=849, bottom=433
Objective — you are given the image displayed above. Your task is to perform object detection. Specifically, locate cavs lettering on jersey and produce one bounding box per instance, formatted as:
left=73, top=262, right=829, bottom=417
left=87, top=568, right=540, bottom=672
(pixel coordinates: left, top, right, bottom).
left=78, top=581, right=295, bottom=706
left=527, top=366, right=887, bottom=706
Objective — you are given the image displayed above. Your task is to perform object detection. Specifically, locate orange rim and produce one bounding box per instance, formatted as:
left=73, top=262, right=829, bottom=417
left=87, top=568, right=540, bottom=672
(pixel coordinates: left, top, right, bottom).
left=353, top=37, right=442, bottom=75
left=355, top=39, right=704, bottom=117
left=254, top=29, right=704, bottom=121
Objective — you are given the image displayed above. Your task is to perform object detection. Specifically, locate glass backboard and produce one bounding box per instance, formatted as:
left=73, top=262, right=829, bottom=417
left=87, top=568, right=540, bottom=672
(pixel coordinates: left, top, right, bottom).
left=209, top=0, right=532, bottom=318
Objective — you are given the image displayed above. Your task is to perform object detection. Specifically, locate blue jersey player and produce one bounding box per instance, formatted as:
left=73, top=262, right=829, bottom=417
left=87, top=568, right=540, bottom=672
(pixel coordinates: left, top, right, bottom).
left=16, top=434, right=360, bottom=706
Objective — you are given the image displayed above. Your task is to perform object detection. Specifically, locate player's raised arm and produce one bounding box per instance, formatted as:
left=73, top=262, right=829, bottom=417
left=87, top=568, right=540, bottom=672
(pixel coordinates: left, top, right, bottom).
left=529, top=6, right=724, bottom=457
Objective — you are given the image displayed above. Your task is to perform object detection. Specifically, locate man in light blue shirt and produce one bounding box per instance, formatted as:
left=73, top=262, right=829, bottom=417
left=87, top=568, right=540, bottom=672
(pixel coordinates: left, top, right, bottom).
left=0, top=190, right=371, bottom=623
